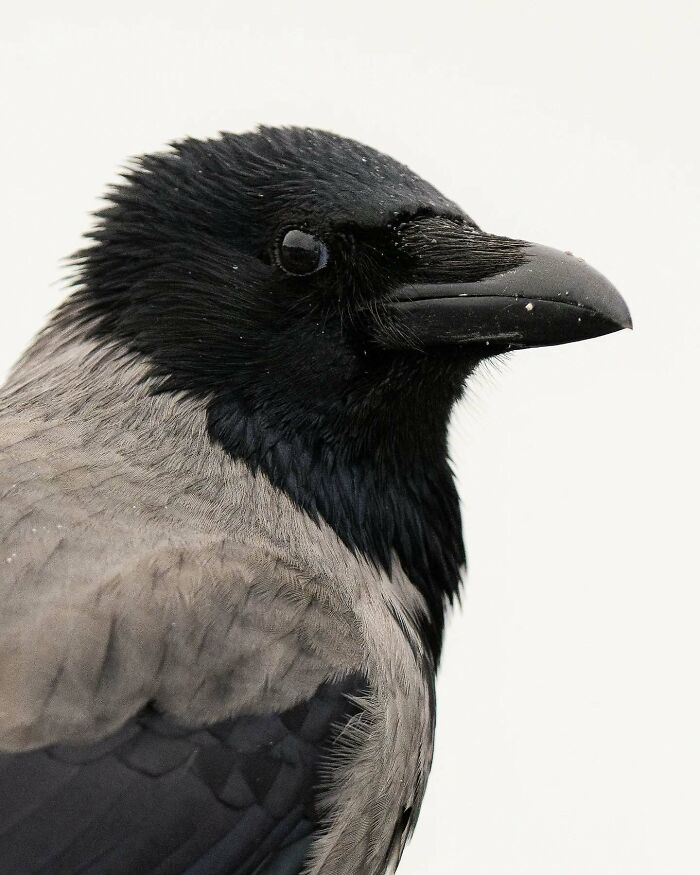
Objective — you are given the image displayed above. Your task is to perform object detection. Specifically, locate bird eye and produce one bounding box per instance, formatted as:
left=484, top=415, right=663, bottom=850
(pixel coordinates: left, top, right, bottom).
left=277, top=229, right=329, bottom=276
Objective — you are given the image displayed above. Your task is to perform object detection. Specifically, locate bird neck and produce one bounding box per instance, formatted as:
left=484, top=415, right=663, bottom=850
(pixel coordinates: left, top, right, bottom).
left=208, top=386, right=466, bottom=665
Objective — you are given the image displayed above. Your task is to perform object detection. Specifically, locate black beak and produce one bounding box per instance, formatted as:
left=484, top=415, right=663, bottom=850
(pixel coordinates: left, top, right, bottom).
left=381, top=224, right=632, bottom=351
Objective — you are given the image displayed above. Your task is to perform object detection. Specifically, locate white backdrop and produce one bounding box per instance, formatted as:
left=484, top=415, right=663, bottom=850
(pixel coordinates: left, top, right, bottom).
left=1, top=3, right=698, bottom=873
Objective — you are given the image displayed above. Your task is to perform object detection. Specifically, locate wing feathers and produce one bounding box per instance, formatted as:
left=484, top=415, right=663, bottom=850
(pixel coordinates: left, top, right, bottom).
left=0, top=680, right=363, bottom=875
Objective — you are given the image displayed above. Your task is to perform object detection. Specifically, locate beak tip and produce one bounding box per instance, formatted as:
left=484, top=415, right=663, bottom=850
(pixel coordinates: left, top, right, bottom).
left=611, top=300, right=633, bottom=333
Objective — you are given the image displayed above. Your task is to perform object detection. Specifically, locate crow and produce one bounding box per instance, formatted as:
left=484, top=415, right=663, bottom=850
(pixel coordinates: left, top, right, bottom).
left=0, top=127, right=631, bottom=875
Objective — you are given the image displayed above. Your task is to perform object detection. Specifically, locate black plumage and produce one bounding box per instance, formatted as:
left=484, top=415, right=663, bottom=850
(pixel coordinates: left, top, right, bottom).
left=0, top=679, right=362, bottom=874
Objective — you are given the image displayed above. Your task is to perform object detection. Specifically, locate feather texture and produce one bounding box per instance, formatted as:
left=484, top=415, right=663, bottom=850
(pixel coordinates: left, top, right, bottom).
left=0, top=681, right=362, bottom=874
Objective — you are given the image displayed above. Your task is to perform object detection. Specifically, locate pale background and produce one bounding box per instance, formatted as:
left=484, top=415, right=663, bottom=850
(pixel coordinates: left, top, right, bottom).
left=1, top=3, right=698, bottom=873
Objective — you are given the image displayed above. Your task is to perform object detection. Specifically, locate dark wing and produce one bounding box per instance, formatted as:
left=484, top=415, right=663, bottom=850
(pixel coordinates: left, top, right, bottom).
left=0, top=676, right=363, bottom=875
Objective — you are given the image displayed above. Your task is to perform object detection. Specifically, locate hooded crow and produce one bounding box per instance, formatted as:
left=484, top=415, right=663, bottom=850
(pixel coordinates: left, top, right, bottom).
left=0, top=127, right=631, bottom=875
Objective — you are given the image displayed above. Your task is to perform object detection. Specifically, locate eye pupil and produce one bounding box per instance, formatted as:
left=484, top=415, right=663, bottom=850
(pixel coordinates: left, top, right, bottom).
left=278, top=229, right=329, bottom=275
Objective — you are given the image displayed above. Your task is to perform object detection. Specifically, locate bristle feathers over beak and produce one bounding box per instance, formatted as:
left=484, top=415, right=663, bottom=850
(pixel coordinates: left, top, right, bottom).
left=371, top=217, right=631, bottom=351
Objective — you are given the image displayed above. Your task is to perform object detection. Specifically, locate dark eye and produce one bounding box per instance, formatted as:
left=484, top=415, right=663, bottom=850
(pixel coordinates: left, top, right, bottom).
left=277, top=229, right=329, bottom=276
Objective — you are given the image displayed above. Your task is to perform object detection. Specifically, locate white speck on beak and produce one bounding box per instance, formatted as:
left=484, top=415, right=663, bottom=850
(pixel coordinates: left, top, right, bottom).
left=525, top=302, right=534, bottom=311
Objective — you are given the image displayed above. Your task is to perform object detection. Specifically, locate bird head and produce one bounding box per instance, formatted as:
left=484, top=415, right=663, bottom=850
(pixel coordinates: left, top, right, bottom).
left=62, top=127, right=631, bottom=661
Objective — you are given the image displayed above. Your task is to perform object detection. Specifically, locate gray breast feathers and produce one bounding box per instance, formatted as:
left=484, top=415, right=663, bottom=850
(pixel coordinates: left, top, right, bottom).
left=0, top=414, right=364, bottom=751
